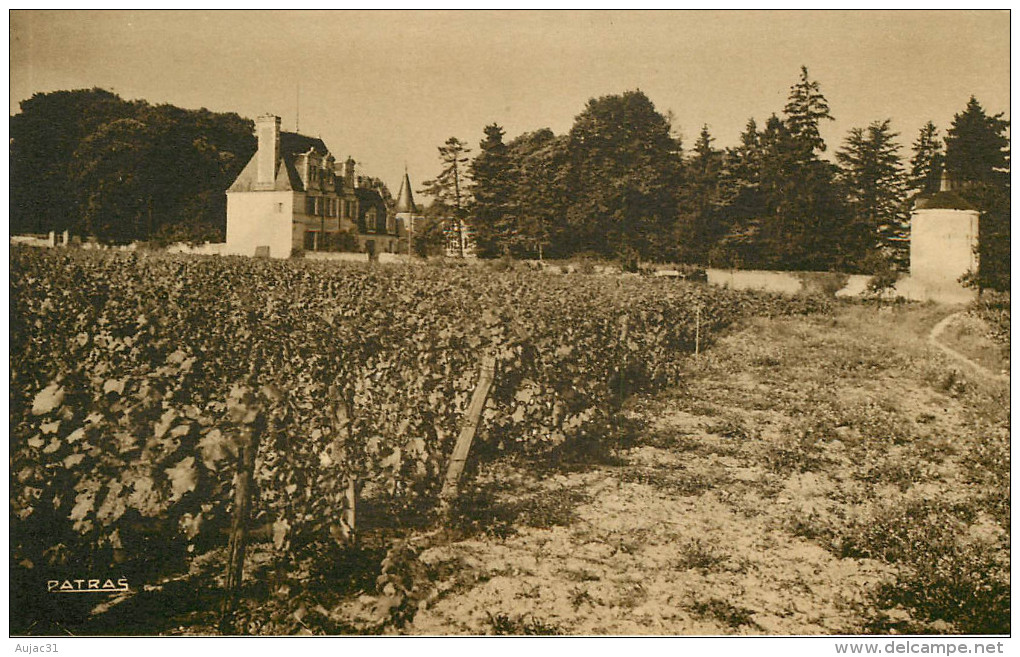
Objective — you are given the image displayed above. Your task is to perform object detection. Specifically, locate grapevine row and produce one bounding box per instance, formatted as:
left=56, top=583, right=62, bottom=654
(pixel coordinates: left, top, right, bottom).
left=10, top=248, right=827, bottom=589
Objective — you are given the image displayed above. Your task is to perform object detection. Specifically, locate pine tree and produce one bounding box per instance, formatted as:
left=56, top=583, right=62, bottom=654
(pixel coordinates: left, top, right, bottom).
left=420, top=137, right=471, bottom=216
left=836, top=120, right=909, bottom=269
left=945, top=96, right=1010, bottom=290
left=711, top=118, right=766, bottom=267
left=909, top=121, right=944, bottom=196
left=945, top=97, right=1009, bottom=188
left=676, top=124, right=723, bottom=263
left=468, top=124, right=515, bottom=257
left=420, top=136, right=472, bottom=256
left=783, top=66, right=834, bottom=156
left=753, top=67, right=847, bottom=271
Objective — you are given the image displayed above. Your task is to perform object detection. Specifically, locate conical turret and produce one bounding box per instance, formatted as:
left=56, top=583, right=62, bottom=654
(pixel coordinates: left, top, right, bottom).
left=394, top=170, right=417, bottom=214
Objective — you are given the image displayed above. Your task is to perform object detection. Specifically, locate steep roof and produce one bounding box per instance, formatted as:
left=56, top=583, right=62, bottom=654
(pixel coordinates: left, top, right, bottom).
left=226, top=151, right=305, bottom=192
left=280, top=132, right=327, bottom=157
left=227, top=130, right=328, bottom=193
left=354, top=186, right=385, bottom=205
left=394, top=171, right=417, bottom=213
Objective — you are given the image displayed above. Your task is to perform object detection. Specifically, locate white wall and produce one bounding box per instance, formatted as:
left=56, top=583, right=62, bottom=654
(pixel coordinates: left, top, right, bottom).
left=910, top=208, right=978, bottom=301
left=706, top=269, right=805, bottom=295
left=166, top=242, right=226, bottom=255
left=225, top=191, right=298, bottom=258
left=703, top=267, right=974, bottom=304
left=304, top=251, right=369, bottom=263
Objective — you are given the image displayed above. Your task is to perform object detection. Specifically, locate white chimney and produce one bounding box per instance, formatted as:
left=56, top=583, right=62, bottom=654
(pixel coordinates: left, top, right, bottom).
left=256, top=115, right=281, bottom=188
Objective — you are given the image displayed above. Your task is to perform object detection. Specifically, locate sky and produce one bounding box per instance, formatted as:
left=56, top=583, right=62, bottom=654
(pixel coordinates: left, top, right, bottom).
left=9, top=10, right=1011, bottom=198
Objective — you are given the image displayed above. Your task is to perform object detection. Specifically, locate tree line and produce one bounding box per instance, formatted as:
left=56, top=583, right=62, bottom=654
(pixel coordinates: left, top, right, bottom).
left=9, top=77, right=1008, bottom=290
left=10, top=88, right=256, bottom=244
left=422, top=68, right=1008, bottom=289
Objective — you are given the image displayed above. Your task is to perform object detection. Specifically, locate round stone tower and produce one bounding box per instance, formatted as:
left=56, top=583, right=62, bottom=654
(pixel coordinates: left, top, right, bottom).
left=909, top=172, right=979, bottom=303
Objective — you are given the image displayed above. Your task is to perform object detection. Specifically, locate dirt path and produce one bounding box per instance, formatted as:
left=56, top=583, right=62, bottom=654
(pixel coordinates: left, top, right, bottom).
left=929, top=312, right=1010, bottom=383
left=393, top=303, right=1010, bottom=635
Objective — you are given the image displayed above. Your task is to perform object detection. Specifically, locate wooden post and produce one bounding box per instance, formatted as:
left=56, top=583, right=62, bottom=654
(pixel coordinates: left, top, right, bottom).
left=619, top=315, right=629, bottom=405
left=440, top=355, right=496, bottom=504
left=329, top=385, right=358, bottom=547
left=219, top=414, right=264, bottom=634
left=695, top=304, right=701, bottom=358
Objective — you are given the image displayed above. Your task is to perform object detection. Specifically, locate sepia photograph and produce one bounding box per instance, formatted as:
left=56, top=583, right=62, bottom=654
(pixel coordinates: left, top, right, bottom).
left=8, top=8, right=1010, bottom=646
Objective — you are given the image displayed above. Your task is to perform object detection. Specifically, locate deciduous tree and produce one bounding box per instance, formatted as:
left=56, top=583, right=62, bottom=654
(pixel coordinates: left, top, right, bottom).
left=564, top=90, right=681, bottom=261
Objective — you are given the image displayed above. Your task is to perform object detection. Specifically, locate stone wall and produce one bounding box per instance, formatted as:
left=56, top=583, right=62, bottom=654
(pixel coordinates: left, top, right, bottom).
left=705, top=268, right=974, bottom=304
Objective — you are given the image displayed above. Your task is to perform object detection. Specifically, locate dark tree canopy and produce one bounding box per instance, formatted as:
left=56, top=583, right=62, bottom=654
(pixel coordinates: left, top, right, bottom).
left=945, top=97, right=1009, bottom=188
left=564, top=90, right=681, bottom=261
left=13, top=77, right=1006, bottom=285
left=10, top=88, right=255, bottom=243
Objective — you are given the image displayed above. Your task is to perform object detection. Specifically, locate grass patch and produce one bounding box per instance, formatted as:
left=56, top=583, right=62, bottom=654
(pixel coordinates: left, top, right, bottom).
left=447, top=481, right=588, bottom=539
left=760, top=432, right=832, bottom=474
left=939, top=313, right=1010, bottom=374
left=686, top=598, right=760, bottom=630
left=673, top=538, right=727, bottom=572
left=832, top=500, right=1009, bottom=635
left=486, top=611, right=563, bottom=635
left=616, top=465, right=721, bottom=496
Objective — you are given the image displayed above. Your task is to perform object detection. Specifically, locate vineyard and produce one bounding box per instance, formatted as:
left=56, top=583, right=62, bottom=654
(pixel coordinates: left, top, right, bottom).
left=10, top=248, right=827, bottom=634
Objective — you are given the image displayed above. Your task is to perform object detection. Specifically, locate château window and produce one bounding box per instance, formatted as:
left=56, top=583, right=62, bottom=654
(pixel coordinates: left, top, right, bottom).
left=366, top=209, right=377, bottom=232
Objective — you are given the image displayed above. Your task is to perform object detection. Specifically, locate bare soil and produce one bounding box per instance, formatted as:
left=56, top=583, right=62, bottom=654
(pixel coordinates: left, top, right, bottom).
left=397, top=302, right=1010, bottom=635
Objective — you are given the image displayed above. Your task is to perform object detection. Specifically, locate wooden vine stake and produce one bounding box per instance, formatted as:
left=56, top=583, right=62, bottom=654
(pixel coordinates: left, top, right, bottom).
left=329, top=385, right=358, bottom=547
left=695, top=304, right=702, bottom=359
left=219, top=410, right=265, bottom=634
left=440, top=354, right=497, bottom=509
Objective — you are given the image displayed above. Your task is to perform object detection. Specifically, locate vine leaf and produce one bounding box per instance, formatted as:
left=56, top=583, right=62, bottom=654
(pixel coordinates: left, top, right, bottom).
left=165, top=457, right=197, bottom=502
left=127, top=474, right=161, bottom=516
left=273, top=518, right=291, bottom=550
left=197, top=428, right=233, bottom=470
left=70, top=487, right=98, bottom=532
left=103, top=378, right=126, bottom=396
left=31, top=382, right=65, bottom=415
left=96, top=480, right=127, bottom=525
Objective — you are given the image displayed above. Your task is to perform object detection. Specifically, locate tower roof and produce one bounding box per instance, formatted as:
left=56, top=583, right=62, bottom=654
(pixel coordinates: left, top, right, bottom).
left=913, top=172, right=977, bottom=211
left=914, top=191, right=977, bottom=211
left=394, top=171, right=417, bottom=214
